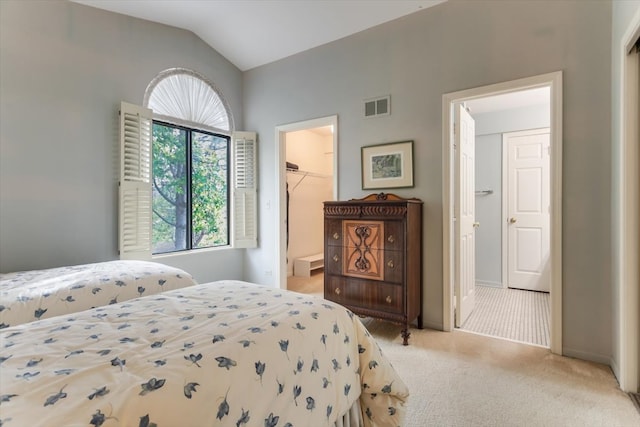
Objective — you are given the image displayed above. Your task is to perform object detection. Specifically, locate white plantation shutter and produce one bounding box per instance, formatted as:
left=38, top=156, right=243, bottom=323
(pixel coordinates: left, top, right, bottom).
left=119, top=102, right=153, bottom=259
left=232, top=131, right=257, bottom=248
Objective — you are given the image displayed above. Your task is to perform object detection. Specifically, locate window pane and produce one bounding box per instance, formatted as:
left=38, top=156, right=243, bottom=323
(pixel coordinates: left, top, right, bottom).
left=152, top=123, right=188, bottom=254
left=192, top=131, right=228, bottom=248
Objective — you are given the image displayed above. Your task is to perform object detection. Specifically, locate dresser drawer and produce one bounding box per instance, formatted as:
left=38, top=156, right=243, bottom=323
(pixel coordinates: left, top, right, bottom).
left=324, top=275, right=351, bottom=306
left=325, top=219, right=344, bottom=247
left=327, top=246, right=403, bottom=283
left=366, top=281, right=403, bottom=314
left=383, top=250, right=404, bottom=283
left=333, top=219, right=403, bottom=251
left=382, top=220, right=403, bottom=251
left=325, top=276, right=403, bottom=315
left=325, top=246, right=343, bottom=275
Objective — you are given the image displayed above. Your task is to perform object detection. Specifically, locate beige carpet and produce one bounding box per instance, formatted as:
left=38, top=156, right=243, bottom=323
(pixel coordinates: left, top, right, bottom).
left=287, top=271, right=324, bottom=297
left=365, top=319, right=639, bottom=427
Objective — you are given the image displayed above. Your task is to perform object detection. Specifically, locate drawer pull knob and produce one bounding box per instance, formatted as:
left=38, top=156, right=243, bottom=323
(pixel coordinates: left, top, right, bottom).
left=333, top=254, right=339, bottom=262
left=385, top=295, right=392, bottom=304
left=387, top=260, right=394, bottom=268
left=335, top=288, right=341, bottom=295
left=387, top=235, right=395, bottom=243
left=333, top=232, right=340, bottom=240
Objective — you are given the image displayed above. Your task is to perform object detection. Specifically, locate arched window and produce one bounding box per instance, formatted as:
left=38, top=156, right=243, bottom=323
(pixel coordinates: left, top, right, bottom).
left=143, top=68, right=234, bottom=134
left=143, top=69, right=235, bottom=254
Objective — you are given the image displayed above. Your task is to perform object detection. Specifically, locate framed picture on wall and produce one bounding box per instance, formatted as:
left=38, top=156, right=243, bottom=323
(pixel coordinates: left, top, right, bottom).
left=361, top=140, right=414, bottom=189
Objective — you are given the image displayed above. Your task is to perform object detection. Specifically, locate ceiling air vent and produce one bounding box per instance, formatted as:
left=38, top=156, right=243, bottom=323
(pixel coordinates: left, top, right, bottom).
left=364, top=95, right=390, bottom=118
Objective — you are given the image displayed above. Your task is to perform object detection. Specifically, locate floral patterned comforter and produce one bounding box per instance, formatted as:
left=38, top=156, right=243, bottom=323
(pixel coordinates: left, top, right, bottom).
left=0, top=280, right=407, bottom=427
left=0, top=260, right=197, bottom=327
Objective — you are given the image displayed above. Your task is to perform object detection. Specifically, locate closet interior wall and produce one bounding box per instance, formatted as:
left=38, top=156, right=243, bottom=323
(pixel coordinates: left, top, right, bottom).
left=286, top=129, right=333, bottom=276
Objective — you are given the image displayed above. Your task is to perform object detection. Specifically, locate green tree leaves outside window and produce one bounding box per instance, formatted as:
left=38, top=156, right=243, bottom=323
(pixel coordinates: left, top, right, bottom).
left=152, top=122, right=229, bottom=254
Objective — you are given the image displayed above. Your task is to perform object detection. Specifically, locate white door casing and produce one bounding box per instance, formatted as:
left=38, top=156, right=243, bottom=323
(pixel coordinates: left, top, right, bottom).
left=455, top=104, right=476, bottom=327
left=618, top=7, right=640, bottom=393
left=505, top=129, right=551, bottom=292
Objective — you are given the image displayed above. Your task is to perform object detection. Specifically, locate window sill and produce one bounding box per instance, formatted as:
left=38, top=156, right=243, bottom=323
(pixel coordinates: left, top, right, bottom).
left=152, top=245, right=237, bottom=261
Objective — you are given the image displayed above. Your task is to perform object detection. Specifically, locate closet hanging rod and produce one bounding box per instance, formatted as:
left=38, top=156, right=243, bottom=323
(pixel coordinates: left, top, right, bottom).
left=287, top=168, right=331, bottom=192
left=286, top=168, right=330, bottom=179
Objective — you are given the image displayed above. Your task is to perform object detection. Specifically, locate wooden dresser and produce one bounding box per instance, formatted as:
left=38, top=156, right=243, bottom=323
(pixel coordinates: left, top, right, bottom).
left=323, top=193, right=422, bottom=345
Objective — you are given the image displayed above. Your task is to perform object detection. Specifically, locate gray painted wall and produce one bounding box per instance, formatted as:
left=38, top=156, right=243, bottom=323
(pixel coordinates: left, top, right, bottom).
left=0, top=0, right=245, bottom=283
left=474, top=133, right=502, bottom=287
left=473, top=104, right=550, bottom=287
left=611, top=0, right=640, bottom=383
left=474, top=104, right=551, bottom=137
left=244, top=0, right=613, bottom=362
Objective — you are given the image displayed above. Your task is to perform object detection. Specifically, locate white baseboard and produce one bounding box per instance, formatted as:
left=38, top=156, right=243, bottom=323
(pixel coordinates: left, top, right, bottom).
left=476, top=281, right=503, bottom=288
left=563, top=347, right=613, bottom=368
left=422, top=320, right=444, bottom=331
left=610, top=357, right=621, bottom=386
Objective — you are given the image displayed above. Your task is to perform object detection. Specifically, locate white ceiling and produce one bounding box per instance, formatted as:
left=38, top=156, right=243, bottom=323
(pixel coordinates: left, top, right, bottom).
left=73, top=0, right=446, bottom=71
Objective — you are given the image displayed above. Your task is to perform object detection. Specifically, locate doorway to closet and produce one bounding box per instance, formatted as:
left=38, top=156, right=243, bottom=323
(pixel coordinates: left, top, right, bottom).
left=274, top=116, right=338, bottom=294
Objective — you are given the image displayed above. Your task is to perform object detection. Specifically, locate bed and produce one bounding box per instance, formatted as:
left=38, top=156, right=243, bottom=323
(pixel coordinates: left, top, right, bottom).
left=0, top=280, right=407, bottom=427
left=0, top=260, right=197, bottom=328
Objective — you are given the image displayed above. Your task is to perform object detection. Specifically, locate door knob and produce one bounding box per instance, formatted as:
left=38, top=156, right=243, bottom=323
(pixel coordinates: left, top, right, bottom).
left=509, top=217, right=517, bottom=224
left=473, top=222, right=480, bottom=228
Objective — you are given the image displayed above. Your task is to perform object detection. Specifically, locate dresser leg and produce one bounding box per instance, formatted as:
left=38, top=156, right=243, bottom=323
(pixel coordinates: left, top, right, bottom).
left=401, top=327, right=410, bottom=345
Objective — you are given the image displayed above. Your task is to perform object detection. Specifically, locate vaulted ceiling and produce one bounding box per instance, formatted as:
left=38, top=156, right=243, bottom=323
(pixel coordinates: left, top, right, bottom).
left=73, top=0, right=446, bottom=71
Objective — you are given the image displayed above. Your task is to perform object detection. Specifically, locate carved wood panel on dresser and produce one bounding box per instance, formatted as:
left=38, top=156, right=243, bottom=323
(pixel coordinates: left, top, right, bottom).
left=323, top=193, right=423, bottom=345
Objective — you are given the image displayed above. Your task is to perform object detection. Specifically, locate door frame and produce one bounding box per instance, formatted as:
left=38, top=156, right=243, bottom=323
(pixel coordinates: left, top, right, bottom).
left=274, top=115, right=339, bottom=290
left=618, top=8, right=640, bottom=393
left=502, top=128, right=551, bottom=292
left=442, top=71, right=563, bottom=355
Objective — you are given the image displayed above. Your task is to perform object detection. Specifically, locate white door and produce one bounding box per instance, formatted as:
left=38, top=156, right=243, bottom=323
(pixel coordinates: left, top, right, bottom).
left=506, top=128, right=551, bottom=292
left=455, top=104, right=476, bottom=327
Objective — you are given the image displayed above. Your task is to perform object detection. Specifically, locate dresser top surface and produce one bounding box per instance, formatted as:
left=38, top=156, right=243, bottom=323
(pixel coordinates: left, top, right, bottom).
left=324, top=192, right=422, bottom=206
